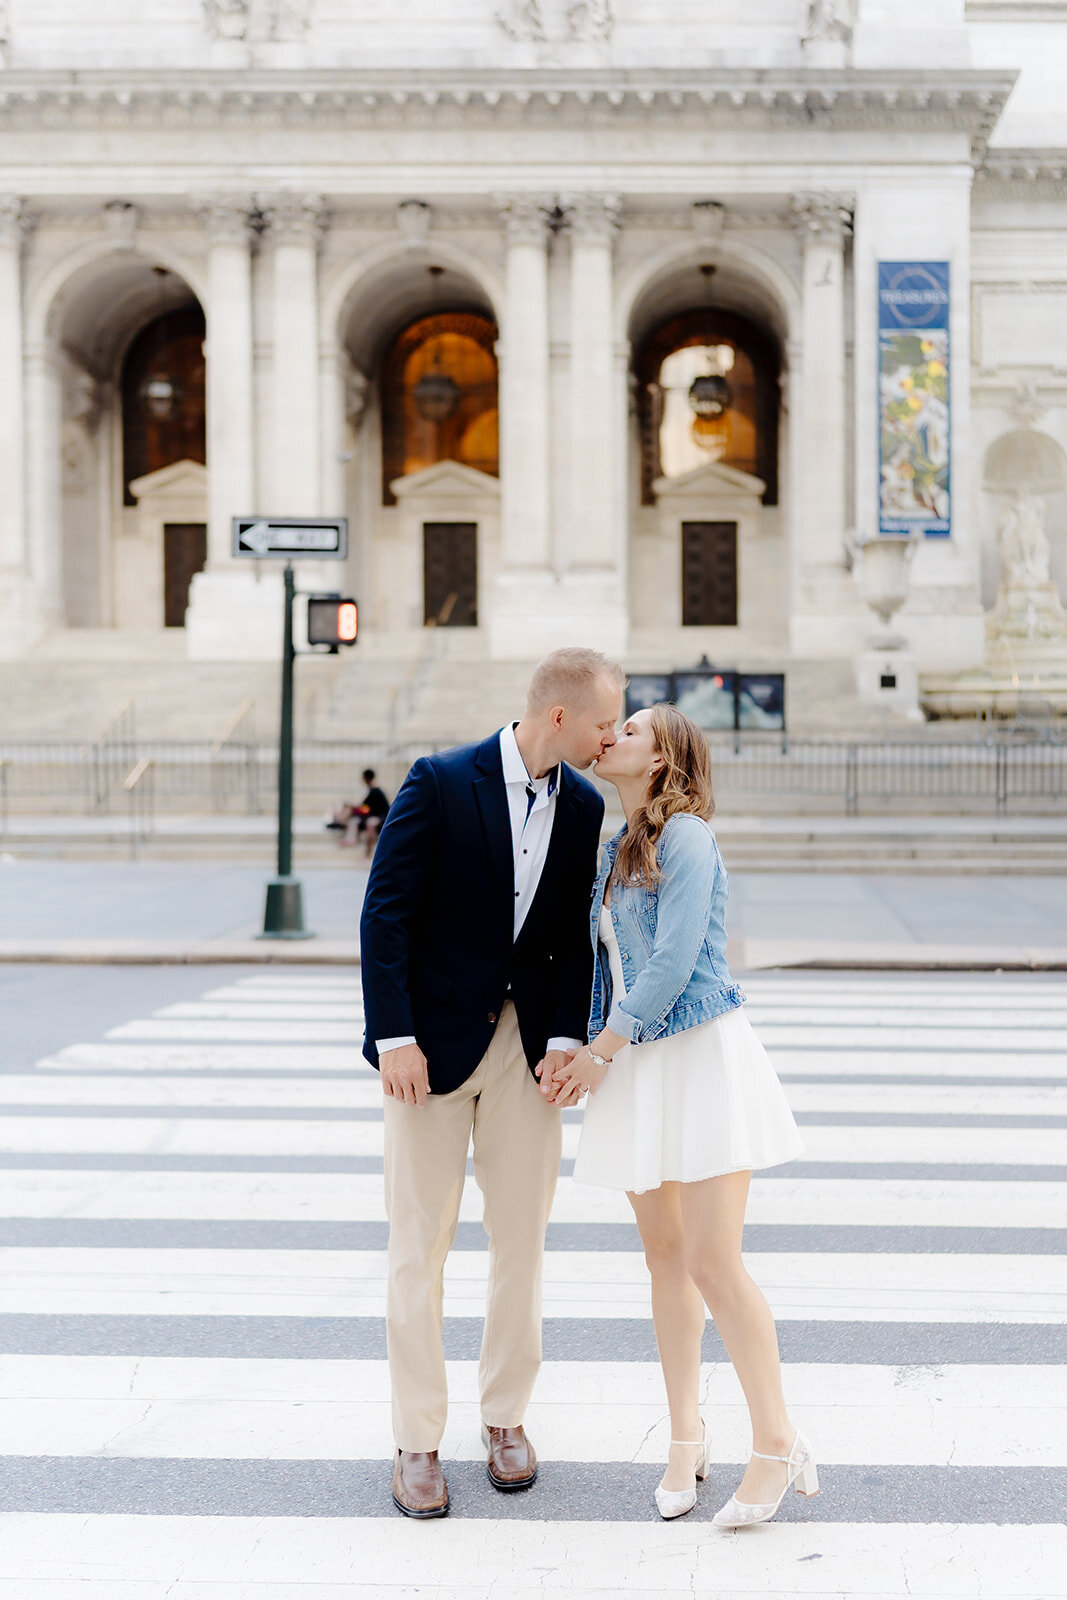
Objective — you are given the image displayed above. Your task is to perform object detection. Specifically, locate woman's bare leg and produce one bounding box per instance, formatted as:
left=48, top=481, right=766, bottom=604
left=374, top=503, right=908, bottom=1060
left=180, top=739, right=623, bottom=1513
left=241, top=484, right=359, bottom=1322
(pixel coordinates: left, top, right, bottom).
left=680, top=1170, right=798, bottom=1504
left=627, top=1183, right=708, bottom=1492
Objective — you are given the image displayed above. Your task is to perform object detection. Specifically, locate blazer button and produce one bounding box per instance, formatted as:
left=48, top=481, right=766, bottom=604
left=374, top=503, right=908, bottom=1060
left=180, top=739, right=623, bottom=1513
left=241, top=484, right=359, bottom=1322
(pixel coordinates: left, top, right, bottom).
left=488, top=1011, right=497, bottom=1024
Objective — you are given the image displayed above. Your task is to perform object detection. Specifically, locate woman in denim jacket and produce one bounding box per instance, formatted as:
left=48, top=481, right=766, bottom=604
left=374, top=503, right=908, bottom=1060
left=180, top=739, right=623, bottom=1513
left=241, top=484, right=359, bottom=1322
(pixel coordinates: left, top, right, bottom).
left=546, top=704, right=815, bottom=1529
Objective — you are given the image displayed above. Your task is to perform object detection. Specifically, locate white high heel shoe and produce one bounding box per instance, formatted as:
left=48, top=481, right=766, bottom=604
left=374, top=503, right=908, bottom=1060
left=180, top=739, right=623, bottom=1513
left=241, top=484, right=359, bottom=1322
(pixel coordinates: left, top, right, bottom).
left=654, top=1421, right=709, bottom=1520
left=712, top=1431, right=819, bottom=1529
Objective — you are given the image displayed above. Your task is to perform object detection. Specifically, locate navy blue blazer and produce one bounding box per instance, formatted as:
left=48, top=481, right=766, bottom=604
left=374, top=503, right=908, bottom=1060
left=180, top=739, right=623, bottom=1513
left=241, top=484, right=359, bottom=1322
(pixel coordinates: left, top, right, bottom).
left=360, top=730, right=605, bottom=1096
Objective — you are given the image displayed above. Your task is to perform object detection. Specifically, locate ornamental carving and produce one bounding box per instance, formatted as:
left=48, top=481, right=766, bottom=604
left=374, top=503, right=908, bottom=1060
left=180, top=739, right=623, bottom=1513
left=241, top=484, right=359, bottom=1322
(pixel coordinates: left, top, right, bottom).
left=204, top=0, right=312, bottom=42
left=496, top=0, right=613, bottom=43
left=789, top=191, right=854, bottom=242
left=397, top=199, right=432, bottom=250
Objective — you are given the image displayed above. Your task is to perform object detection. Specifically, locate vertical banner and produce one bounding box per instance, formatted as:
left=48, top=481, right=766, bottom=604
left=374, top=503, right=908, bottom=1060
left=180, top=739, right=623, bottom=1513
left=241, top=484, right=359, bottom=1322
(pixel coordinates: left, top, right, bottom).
left=878, top=262, right=950, bottom=537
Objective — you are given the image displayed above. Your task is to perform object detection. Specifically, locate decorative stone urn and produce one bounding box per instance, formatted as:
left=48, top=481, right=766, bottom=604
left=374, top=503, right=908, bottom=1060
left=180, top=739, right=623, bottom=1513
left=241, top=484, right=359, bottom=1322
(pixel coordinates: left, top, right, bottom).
left=853, top=531, right=920, bottom=649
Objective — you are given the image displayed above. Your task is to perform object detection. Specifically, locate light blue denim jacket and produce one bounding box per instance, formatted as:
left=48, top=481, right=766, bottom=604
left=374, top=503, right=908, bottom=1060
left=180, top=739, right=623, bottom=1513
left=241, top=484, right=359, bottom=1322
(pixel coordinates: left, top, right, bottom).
left=588, top=812, right=745, bottom=1044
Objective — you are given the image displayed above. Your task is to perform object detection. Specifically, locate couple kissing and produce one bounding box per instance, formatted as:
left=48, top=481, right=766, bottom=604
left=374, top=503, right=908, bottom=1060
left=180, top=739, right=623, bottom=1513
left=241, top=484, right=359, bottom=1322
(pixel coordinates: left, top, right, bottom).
left=360, top=647, right=814, bottom=1527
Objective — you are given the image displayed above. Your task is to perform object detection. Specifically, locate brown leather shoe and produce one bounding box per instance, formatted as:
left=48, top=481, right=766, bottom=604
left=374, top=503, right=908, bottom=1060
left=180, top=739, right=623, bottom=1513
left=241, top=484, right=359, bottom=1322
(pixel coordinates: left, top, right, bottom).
left=392, top=1449, right=449, bottom=1518
left=482, top=1424, right=538, bottom=1491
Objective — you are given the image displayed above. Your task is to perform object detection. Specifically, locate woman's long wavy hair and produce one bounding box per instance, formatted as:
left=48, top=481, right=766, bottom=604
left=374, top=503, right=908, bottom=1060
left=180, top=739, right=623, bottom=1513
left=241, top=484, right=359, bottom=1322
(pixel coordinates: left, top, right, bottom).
left=611, top=703, right=715, bottom=890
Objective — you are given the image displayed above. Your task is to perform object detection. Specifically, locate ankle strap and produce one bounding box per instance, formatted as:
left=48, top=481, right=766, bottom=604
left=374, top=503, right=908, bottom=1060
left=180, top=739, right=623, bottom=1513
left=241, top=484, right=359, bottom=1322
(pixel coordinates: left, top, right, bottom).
left=669, top=1438, right=704, bottom=1446
left=752, top=1431, right=800, bottom=1465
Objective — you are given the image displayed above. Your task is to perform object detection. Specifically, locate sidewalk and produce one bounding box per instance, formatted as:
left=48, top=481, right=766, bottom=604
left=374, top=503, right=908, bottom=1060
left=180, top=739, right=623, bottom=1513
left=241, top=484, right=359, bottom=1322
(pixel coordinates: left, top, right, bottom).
left=1, top=856, right=1066, bottom=968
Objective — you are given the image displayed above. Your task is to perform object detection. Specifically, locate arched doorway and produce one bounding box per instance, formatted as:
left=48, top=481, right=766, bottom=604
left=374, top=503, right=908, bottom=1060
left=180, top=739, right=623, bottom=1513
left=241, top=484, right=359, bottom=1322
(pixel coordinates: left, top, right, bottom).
left=626, top=258, right=786, bottom=647
left=121, top=306, right=207, bottom=627
left=41, top=251, right=207, bottom=630
left=335, top=254, right=501, bottom=639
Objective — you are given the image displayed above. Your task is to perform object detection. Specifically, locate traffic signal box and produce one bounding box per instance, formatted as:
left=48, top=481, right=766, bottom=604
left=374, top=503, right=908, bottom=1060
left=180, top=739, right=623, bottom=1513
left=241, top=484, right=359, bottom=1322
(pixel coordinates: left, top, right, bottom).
left=307, top=595, right=358, bottom=651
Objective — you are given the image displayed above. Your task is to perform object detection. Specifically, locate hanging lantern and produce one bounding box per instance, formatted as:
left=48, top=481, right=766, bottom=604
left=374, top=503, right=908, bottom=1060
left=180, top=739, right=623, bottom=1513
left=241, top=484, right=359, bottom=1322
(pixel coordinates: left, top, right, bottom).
left=688, top=371, right=731, bottom=420
left=140, top=375, right=183, bottom=421
left=413, top=368, right=460, bottom=423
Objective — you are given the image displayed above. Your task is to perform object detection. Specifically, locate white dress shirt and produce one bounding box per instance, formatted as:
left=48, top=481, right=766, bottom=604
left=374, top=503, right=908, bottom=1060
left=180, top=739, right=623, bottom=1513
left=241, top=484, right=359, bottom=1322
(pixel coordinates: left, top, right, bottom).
left=376, top=722, right=581, bottom=1058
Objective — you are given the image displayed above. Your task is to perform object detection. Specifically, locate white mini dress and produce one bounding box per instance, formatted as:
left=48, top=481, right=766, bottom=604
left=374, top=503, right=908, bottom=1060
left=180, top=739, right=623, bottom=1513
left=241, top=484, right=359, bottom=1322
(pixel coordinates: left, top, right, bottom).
left=572, top=905, right=805, bottom=1195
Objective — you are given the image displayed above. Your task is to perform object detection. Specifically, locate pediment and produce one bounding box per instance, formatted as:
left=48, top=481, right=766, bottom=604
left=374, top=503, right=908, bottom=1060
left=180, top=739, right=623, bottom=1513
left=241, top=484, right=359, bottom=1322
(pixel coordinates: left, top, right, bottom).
left=389, top=460, right=501, bottom=501
left=128, top=459, right=209, bottom=502
left=652, top=459, right=766, bottom=502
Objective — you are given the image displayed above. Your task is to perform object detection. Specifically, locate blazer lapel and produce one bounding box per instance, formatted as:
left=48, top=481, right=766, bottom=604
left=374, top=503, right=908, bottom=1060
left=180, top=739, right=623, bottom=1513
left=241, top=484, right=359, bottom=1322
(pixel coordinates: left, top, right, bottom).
left=518, top=764, right=581, bottom=937
left=472, top=733, right=515, bottom=914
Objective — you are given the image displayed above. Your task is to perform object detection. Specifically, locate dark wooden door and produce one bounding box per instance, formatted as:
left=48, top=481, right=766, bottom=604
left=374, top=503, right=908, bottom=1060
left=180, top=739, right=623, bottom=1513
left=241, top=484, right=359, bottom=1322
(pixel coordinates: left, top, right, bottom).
left=163, top=522, right=207, bottom=628
left=681, top=521, right=738, bottom=626
left=423, top=522, right=478, bottom=627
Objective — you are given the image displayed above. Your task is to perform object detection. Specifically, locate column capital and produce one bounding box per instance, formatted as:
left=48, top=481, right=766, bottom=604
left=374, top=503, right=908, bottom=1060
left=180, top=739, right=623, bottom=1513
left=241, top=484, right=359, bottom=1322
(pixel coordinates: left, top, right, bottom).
left=494, top=194, right=553, bottom=246
left=562, top=192, right=621, bottom=242
left=0, top=195, right=31, bottom=247
left=258, top=192, right=330, bottom=243
left=789, top=191, right=854, bottom=243
left=196, top=194, right=257, bottom=246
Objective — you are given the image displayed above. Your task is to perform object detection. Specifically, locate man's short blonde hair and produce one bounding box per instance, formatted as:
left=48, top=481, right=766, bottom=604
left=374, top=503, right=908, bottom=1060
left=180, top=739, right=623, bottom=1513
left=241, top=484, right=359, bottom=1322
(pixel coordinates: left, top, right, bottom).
left=526, top=647, right=626, bottom=715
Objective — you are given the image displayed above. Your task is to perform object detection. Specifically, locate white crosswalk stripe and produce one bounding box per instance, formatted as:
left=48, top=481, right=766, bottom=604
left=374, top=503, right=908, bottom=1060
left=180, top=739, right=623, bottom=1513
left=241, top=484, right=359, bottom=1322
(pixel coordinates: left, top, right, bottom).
left=1, top=969, right=1065, bottom=1598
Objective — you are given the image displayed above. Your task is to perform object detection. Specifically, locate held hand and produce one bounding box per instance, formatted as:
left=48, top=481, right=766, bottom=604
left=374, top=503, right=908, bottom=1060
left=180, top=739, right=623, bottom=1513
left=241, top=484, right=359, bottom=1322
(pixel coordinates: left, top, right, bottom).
left=546, top=1043, right=610, bottom=1105
left=535, top=1048, right=576, bottom=1101
left=379, top=1043, right=430, bottom=1107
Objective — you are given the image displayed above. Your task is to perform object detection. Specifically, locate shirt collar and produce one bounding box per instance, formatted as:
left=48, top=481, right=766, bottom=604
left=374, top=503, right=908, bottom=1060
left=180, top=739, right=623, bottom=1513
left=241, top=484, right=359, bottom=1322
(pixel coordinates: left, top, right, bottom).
left=500, top=722, right=559, bottom=795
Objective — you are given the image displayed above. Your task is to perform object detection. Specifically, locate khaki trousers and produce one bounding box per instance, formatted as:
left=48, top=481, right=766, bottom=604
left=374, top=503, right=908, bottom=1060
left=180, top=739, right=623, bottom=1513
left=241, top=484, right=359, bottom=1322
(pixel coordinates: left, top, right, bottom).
left=383, top=1002, right=562, bottom=1453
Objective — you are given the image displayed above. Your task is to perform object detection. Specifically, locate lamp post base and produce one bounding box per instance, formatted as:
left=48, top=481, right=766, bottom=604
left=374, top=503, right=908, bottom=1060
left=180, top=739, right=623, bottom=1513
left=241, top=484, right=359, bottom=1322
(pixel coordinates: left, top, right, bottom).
left=259, top=877, right=314, bottom=939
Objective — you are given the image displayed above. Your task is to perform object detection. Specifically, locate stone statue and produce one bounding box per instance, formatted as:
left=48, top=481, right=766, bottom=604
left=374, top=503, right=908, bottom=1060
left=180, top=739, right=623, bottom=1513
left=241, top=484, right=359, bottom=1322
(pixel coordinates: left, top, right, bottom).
left=496, top=0, right=547, bottom=41
left=999, top=494, right=1052, bottom=589
left=804, top=0, right=853, bottom=43
left=567, top=0, right=613, bottom=42
left=204, top=0, right=250, bottom=40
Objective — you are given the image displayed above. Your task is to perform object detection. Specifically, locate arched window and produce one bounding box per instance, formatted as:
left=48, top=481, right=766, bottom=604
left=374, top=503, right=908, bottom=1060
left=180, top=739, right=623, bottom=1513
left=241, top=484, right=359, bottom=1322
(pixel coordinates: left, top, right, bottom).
left=381, top=312, right=499, bottom=506
left=635, top=309, right=779, bottom=506
left=121, top=307, right=206, bottom=505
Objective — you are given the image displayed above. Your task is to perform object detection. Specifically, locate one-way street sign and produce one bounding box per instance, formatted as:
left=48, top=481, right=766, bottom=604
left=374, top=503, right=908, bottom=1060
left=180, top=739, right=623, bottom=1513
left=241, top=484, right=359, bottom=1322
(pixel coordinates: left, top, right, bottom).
left=233, top=517, right=348, bottom=560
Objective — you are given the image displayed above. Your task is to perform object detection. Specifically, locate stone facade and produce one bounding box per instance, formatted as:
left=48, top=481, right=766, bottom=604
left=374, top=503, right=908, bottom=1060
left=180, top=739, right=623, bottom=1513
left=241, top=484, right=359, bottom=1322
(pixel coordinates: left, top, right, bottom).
left=0, top=2, right=1065, bottom=731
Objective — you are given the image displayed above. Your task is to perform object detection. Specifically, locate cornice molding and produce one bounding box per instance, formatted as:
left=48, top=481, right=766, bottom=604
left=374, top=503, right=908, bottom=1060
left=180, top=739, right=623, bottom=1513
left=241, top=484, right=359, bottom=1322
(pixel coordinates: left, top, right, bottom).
left=976, top=148, right=1067, bottom=197
left=0, top=68, right=1016, bottom=158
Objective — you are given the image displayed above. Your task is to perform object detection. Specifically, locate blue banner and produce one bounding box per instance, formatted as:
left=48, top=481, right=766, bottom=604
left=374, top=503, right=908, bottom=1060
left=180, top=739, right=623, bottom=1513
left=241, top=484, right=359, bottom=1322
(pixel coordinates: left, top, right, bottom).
left=878, top=262, right=950, bottom=538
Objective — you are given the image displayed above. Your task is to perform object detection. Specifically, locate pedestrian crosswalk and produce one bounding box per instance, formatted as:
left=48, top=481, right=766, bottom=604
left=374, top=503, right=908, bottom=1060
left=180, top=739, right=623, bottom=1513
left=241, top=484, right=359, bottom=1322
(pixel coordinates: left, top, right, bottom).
left=1, top=969, right=1066, bottom=1597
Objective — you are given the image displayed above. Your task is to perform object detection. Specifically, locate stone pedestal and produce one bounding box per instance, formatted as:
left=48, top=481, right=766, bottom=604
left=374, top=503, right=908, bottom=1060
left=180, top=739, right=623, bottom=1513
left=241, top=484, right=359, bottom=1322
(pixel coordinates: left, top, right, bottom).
left=855, top=649, right=923, bottom=721
left=185, top=566, right=286, bottom=661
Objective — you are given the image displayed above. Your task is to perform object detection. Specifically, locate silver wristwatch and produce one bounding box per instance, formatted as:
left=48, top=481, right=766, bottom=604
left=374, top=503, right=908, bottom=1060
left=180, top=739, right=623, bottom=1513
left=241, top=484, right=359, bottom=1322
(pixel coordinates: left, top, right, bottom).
left=588, top=1051, right=612, bottom=1068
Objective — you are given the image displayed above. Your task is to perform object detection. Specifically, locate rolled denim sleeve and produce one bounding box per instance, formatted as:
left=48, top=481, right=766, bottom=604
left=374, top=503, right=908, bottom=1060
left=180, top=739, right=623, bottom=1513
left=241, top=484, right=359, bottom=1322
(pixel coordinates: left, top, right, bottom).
left=606, top=817, right=717, bottom=1041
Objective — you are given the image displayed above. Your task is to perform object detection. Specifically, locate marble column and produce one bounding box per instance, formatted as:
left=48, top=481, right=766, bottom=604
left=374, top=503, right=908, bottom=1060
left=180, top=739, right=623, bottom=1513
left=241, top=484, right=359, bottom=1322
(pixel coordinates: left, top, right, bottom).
left=267, top=193, right=325, bottom=515
left=24, top=339, right=63, bottom=626
left=790, top=192, right=851, bottom=577
left=555, top=193, right=626, bottom=654
left=0, top=197, right=38, bottom=653
left=0, top=198, right=26, bottom=575
left=566, top=194, right=620, bottom=574
left=498, top=195, right=552, bottom=573
left=202, top=197, right=256, bottom=567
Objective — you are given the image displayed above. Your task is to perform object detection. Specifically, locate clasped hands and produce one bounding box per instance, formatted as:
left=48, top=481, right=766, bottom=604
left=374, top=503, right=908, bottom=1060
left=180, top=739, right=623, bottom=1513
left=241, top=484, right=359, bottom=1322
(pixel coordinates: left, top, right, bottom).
left=381, top=1034, right=625, bottom=1110
left=536, top=1029, right=627, bottom=1106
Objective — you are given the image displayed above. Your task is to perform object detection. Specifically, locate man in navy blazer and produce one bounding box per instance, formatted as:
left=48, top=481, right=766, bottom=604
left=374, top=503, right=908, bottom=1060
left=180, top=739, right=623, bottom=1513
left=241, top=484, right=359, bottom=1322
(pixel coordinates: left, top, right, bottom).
left=360, top=647, right=624, bottom=1518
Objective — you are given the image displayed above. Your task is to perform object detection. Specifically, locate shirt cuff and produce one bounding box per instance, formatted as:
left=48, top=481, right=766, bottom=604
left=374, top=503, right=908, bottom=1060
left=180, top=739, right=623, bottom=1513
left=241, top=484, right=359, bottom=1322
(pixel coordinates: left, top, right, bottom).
left=376, top=1035, right=417, bottom=1055
left=605, top=1004, right=641, bottom=1044
left=546, top=1036, right=582, bottom=1055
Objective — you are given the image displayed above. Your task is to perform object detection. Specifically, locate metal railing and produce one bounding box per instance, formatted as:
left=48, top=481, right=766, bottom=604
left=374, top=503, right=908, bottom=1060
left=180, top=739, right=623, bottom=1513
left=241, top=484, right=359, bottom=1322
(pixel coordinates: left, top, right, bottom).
left=123, top=757, right=154, bottom=859
left=87, top=701, right=137, bottom=811
left=210, top=698, right=260, bottom=815
left=0, top=734, right=1063, bottom=821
